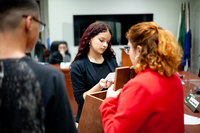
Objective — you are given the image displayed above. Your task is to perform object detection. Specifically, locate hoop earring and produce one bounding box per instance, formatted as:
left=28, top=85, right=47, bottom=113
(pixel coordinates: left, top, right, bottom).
left=89, top=42, right=90, bottom=46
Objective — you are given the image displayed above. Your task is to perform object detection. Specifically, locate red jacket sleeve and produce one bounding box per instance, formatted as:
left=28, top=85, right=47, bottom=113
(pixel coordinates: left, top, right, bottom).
left=99, top=80, right=155, bottom=133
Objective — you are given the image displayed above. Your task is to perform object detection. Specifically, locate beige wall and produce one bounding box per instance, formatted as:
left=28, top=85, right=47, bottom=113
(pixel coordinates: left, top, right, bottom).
left=191, top=0, right=200, bottom=75
left=47, top=0, right=199, bottom=74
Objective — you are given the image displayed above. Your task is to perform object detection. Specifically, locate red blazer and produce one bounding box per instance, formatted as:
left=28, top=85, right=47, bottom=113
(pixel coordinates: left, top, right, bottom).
left=99, top=69, right=184, bottom=133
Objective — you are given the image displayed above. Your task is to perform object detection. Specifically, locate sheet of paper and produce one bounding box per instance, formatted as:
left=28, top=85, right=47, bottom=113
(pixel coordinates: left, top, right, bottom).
left=105, top=72, right=115, bottom=81
left=184, top=114, right=200, bottom=125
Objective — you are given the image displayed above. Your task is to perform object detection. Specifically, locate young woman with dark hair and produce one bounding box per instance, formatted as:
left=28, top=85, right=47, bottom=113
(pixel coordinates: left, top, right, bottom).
left=70, top=21, right=118, bottom=123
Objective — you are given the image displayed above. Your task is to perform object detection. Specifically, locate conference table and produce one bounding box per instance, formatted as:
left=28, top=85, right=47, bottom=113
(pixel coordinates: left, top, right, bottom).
left=178, top=71, right=200, bottom=133
left=50, top=64, right=78, bottom=119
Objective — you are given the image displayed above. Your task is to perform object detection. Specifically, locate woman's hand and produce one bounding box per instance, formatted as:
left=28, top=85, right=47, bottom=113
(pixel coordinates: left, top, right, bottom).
left=106, top=84, right=122, bottom=98
left=83, top=79, right=113, bottom=99
left=98, top=79, right=114, bottom=90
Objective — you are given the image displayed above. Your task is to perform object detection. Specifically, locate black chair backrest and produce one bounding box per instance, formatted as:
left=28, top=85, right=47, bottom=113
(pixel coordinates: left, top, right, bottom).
left=26, top=53, right=32, bottom=58
left=34, top=41, right=44, bottom=62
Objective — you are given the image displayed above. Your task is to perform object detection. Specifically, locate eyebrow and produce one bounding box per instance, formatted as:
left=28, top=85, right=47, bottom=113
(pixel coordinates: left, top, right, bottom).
left=99, top=37, right=106, bottom=39
left=99, top=37, right=111, bottom=41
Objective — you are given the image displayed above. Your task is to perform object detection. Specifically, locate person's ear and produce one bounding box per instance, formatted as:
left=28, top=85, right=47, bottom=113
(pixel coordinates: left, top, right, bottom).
left=25, top=16, right=33, bottom=32
left=89, top=37, right=93, bottom=43
left=136, top=45, right=142, bottom=55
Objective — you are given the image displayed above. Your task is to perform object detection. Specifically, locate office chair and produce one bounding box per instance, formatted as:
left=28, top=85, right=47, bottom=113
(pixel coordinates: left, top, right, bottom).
left=198, top=68, right=200, bottom=77
left=26, top=53, right=32, bottom=58
left=34, top=41, right=44, bottom=62
left=50, top=41, right=68, bottom=54
left=49, top=41, right=68, bottom=62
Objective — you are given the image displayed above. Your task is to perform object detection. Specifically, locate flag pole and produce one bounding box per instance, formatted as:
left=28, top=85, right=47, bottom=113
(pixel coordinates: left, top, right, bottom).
left=178, top=3, right=183, bottom=71
left=188, top=2, right=191, bottom=66
left=184, top=2, right=186, bottom=32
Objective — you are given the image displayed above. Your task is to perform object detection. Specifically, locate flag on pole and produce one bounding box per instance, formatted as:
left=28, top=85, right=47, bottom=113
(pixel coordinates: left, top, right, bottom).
left=178, top=3, right=185, bottom=49
left=182, top=2, right=191, bottom=71
left=176, top=10, right=182, bottom=41
left=183, top=32, right=190, bottom=70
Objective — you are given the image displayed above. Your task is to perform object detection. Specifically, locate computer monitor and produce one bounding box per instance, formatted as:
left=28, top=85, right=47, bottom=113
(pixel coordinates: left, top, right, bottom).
left=73, top=14, right=153, bottom=46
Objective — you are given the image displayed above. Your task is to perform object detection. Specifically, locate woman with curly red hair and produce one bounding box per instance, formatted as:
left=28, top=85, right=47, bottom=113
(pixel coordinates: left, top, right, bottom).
left=70, top=21, right=118, bottom=123
left=99, top=22, right=184, bottom=133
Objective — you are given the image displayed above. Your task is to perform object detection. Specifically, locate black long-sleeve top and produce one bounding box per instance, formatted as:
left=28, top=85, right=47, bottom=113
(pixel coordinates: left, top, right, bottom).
left=70, top=55, right=118, bottom=122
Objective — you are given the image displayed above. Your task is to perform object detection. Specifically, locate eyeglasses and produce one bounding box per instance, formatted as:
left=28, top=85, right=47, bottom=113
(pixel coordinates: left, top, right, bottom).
left=59, top=46, right=67, bottom=49
left=123, top=45, right=131, bottom=55
left=22, top=15, right=46, bottom=32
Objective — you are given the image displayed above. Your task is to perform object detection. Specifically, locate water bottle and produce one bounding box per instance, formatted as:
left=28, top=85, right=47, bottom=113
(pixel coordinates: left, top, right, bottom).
left=34, top=54, right=38, bottom=62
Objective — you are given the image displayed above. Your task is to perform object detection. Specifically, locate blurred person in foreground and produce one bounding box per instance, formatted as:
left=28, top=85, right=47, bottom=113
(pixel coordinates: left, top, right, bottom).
left=99, top=22, right=184, bottom=133
left=0, top=0, right=77, bottom=132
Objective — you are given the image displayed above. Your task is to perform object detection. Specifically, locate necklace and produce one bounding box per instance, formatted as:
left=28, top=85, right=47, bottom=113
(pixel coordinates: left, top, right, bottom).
left=88, top=55, right=104, bottom=64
